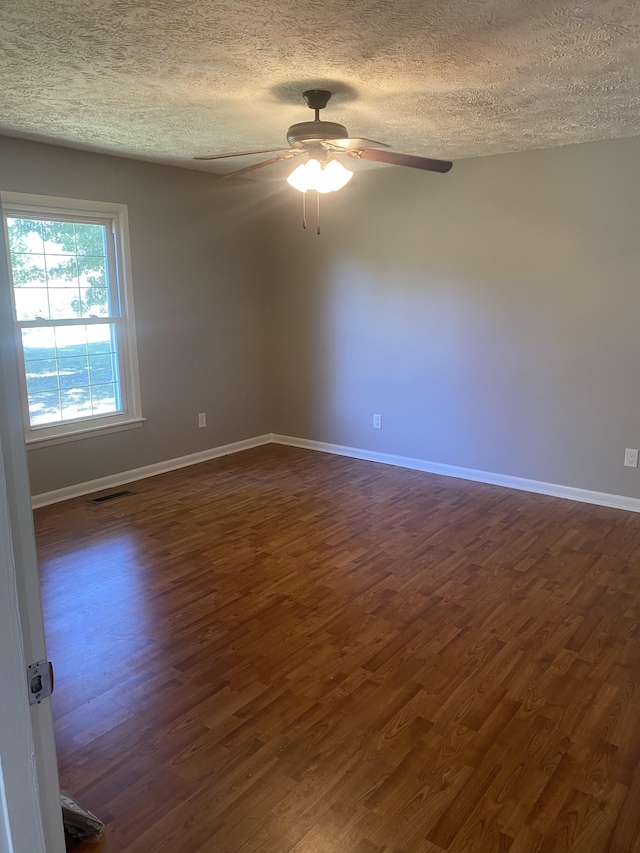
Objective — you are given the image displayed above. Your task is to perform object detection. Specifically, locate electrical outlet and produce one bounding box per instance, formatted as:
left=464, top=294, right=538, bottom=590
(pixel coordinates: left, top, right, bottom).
left=624, top=448, right=638, bottom=468
left=198, top=412, right=206, bottom=428
left=373, top=413, right=382, bottom=430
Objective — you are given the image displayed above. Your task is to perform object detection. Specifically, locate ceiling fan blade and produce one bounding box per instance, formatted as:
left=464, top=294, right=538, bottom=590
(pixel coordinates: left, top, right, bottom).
left=222, top=151, right=302, bottom=178
left=357, top=148, right=452, bottom=173
left=332, top=137, right=390, bottom=150
left=194, top=147, right=292, bottom=161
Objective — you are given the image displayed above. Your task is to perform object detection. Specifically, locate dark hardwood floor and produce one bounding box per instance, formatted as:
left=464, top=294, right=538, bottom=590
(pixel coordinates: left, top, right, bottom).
left=34, top=444, right=640, bottom=852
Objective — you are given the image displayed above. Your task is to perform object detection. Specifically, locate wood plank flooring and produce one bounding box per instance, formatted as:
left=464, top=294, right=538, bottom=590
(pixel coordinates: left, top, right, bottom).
left=34, top=445, right=640, bottom=852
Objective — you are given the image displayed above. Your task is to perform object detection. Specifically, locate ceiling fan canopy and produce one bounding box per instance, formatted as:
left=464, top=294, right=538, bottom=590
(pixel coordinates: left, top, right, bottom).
left=286, top=89, right=348, bottom=146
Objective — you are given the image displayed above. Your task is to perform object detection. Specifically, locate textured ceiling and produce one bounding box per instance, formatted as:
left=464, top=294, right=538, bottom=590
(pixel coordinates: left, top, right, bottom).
left=1, top=0, right=639, bottom=178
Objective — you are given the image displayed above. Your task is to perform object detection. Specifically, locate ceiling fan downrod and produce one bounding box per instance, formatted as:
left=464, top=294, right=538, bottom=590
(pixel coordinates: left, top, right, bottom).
left=287, top=90, right=348, bottom=147
left=302, top=89, right=332, bottom=121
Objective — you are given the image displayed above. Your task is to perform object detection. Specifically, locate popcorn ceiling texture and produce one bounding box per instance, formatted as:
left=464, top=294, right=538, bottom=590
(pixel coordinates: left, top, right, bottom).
left=1, top=0, right=639, bottom=172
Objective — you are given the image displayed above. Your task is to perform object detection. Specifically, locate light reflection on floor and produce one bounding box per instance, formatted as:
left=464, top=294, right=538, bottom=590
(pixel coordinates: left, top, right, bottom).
left=39, top=532, right=154, bottom=700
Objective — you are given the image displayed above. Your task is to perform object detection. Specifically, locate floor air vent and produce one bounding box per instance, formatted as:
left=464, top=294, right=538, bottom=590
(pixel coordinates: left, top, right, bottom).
left=88, top=490, right=135, bottom=504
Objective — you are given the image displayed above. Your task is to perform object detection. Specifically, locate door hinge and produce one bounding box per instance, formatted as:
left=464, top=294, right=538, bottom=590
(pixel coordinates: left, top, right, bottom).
left=27, top=660, right=54, bottom=704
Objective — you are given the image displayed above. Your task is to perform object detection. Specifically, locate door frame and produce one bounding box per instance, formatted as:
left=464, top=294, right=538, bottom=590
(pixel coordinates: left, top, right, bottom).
left=0, top=197, right=65, bottom=853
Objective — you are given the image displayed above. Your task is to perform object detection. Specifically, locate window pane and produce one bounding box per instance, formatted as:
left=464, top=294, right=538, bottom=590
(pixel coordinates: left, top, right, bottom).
left=80, top=287, right=109, bottom=317
left=48, top=287, right=82, bottom=319
left=78, top=256, right=107, bottom=287
left=55, top=325, right=88, bottom=357
left=46, top=255, right=79, bottom=288
left=89, top=353, right=115, bottom=385
left=61, top=387, right=93, bottom=420
left=29, top=391, right=62, bottom=426
left=7, top=218, right=45, bottom=256
left=58, top=355, right=90, bottom=390
left=74, top=223, right=106, bottom=256
left=7, top=217, right=110, bottom=321
left=9, top=253, right=47, bottom=288
left=14, top=288, right=50, bottom=321
left=20, top=323, right=122, bottom=428
left=6, top=199, right=138, bottom=439
left=41, top=220, right=76, bottom=255
left=91, top=383, right=117, bottom=414
left=22, top=327, right=56, bottom=361
left=78, top=257, right=110, bottom=316
left=87, top=324, right=115, bottom=355
left=25, top=359, right=59, bottom=395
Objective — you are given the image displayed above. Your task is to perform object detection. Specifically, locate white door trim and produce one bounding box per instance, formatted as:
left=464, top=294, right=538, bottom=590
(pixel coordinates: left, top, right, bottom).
left=0, top=444, right=47, bottom=853
left=0, top=197, right=65, bottom=852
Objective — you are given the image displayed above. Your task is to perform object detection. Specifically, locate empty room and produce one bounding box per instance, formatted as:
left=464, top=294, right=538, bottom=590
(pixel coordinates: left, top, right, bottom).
left=1, top=2, right=640, bottom=852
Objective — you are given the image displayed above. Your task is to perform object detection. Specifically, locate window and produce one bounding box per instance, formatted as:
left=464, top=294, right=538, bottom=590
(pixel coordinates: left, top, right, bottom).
left=2, top=193, right=143, bottom=447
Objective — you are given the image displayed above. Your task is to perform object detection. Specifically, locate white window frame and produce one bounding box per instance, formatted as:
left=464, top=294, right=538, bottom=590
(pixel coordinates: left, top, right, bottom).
left=1, top=192, right=144, bottom=449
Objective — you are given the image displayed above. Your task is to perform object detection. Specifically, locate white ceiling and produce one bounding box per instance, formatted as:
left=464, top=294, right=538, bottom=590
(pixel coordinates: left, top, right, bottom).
left=1, top=0, right=639, bottom=178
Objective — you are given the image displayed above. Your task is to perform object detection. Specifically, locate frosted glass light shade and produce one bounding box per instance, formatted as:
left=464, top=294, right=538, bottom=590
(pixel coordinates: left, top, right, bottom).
left=317, top=159, right=353, bottom=192
left=287, top=159, right=321, bottom=192
left=286, top=158, right=353, bottom=193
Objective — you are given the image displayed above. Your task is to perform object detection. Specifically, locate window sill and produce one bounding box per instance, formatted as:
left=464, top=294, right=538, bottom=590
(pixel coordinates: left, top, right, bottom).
left=26, top=417, right=146, bottom=450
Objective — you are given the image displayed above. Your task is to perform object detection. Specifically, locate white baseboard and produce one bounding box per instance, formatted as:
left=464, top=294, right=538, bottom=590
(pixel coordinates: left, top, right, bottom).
left=272, top=434, right=640, bottom=514
left=31, top=434, right=272, bottom=508
left=32, top=431, right=640, bottom=514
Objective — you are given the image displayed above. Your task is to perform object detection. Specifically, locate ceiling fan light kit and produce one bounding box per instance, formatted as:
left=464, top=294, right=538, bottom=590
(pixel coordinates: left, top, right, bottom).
left=196, top=89, right=452, bottom=234
left=286, top=158, right=354, bottom=193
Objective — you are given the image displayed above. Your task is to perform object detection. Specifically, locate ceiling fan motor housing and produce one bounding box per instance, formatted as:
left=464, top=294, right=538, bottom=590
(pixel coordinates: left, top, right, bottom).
left=287, top=121, right=348, bottom=146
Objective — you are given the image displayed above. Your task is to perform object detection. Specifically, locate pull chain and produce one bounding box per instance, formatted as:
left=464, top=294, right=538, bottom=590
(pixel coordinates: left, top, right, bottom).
left=300, top=191, right=321, bottom=235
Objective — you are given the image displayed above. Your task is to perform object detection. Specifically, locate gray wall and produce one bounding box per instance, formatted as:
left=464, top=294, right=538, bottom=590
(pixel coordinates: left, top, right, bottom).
left=0, top=137, right=272, bottom=495
left=3, top=134, right=640, bottom=500
left=271, top=136, right=640, bottom=498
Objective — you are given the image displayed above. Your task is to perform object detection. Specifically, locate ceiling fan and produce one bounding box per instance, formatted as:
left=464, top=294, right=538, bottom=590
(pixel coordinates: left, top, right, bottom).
left=195, top=90, right=452, bottom=231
